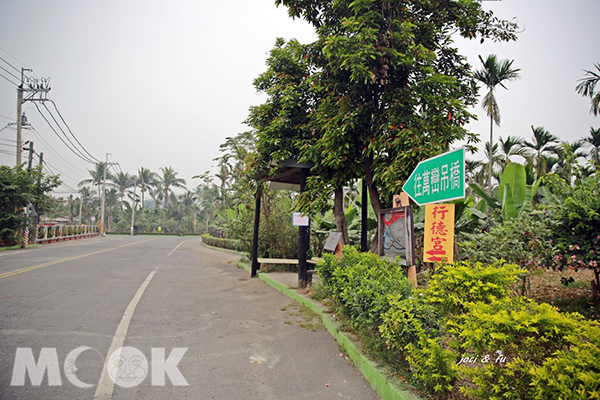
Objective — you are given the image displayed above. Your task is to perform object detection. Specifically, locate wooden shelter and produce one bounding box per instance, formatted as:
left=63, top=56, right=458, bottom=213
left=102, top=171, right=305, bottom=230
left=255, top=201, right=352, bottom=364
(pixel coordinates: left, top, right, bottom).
left=251, top=159, right=314, bottom=287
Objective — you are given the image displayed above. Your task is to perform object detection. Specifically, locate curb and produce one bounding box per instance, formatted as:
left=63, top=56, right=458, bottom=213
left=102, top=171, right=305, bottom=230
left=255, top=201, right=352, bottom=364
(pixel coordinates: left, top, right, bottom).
left=231, top=260, right=421, bottom=400
left=200, top=241, right=248, bottom=257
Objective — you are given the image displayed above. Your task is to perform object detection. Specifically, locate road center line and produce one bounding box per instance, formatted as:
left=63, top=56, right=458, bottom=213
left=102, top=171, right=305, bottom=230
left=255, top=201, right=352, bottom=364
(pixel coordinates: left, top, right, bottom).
left=94, top=240, right=183, bottom=399
left=167, top=240, right=189, bottom=257
left=0, top=238, right=156, bottom=280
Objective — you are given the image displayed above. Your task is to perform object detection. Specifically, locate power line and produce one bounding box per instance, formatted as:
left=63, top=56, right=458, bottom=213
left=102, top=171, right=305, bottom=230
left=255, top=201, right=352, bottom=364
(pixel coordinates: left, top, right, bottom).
left=0, top=52, right=23, bottom=73
left=30, top=127, right=88, bottom=177
left=0, top=72, right=19, bottom=86
left=0, top=149, right=16, bottom=156
left=41, top=102, right=96, bottom=163
left=0, top=114, right=13, bottom=122
left=0, top=64, right=20, bottom=81
left=32, top=149, right=80, bottom=184
left=0, top=137, right=17, bottom=143
left=33, top=102, right=96, bottom=164
left=48, top=100, right=101, bottom=162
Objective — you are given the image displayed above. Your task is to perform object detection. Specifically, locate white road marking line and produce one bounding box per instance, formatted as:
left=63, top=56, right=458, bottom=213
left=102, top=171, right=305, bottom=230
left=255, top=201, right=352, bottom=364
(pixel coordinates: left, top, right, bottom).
left=94, top=240, right=183, bottom=399
left=167, top=239, right=192, bottom=257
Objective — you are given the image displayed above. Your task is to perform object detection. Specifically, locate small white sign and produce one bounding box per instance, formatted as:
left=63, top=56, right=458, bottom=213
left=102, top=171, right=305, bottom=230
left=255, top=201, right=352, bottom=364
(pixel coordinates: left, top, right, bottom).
left=292, top=212, right=309, bottom=227
left=91, top=216, right=96, bottom=222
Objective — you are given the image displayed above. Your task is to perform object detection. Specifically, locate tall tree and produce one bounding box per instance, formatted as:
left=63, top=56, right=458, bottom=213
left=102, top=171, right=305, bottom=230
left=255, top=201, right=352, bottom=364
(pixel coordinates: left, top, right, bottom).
left=523, top=126, right=559, bottom=177
left=583, top=127, right=600, bottom=167
left=157, top=166, right=186, bottom=224
left=576, top=63, right=600, bottom=116
left=473, top=54, right=521, bottom=193
left=111, top=171, right=133, bottom=213
left=271, top=0, right=518, bottom=245
left=498, top=135, right=527, bottom=167
left=137, top=167, right=157, bottom=213
left=553, top=140, right=587, bottom=183
left=79, top=163, right=111, bottom=198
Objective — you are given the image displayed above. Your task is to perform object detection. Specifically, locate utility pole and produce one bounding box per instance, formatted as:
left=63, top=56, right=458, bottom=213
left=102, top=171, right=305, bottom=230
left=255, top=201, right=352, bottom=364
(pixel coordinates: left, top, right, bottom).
left=130, top=179, right=137, bottom=235
left=16, top=79, right=23, bottom=166
left=16, top=68, right=34, bottom=167
left=20, top=141, right=34, bottom=248
left=100, top=154, right=108, bottom=236
left=99, top=153, right=118, bottom=236
left=27, top=141, right=33, bottom=171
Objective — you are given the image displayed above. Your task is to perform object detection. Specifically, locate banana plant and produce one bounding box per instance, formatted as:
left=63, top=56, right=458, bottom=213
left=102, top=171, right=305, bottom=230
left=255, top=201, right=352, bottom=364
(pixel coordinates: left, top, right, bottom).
left=471, top=162, right=541, bottom=221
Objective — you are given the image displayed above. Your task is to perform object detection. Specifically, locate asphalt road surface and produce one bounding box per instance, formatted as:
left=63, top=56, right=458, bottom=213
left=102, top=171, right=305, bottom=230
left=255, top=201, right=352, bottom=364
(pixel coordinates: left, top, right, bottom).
left=0, top=235, right=380, bottom=399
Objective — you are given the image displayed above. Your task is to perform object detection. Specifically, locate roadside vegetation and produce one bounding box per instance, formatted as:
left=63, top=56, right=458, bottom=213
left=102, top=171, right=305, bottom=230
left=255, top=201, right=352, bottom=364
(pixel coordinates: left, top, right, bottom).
left=4, top=1, right=599, bottom=397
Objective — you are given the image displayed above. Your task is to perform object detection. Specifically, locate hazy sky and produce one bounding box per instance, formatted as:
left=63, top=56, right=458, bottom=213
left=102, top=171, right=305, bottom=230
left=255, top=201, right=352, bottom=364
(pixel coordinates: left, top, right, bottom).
left=0, top=1, right=598, bottom=196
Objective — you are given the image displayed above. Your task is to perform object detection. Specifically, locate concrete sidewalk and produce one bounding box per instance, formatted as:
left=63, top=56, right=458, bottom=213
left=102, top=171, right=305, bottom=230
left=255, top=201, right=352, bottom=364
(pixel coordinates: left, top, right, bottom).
left=220, top=251, right=422, bottom=400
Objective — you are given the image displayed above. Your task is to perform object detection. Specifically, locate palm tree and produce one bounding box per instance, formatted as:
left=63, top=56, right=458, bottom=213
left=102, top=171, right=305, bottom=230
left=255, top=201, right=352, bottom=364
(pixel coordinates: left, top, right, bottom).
left=553, top=140, right=587, bottom=183
left=157, top=166, right=186, bottom=224
left=79, top=162, right=112, bottom=198
left=523, top=126, right=560, bottom=177
left=583, top=127, right=600, bottom=166
left=474, top=54, right=521, bottom=193
left=576, top=63, right=600, bottom=116
left=465, top=159, right=484, bottom=186
left=111, top=171, right=134, bottom=213
left=137, top=167, right=157, bottom=212
left=483, top=141, right=502, bottom=188
left=498, top=135, right=528, bottom=167
left=78, top=186, right=94, bottom=223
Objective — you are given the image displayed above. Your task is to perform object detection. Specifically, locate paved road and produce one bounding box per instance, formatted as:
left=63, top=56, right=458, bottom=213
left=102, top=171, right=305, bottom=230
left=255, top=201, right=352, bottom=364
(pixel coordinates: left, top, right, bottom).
left=0, top=236, right=379, bottom=399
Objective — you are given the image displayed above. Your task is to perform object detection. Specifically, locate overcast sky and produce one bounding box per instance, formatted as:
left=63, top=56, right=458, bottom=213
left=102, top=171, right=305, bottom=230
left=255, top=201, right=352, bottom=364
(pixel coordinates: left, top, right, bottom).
left=0, top=0, right=598, bottom=196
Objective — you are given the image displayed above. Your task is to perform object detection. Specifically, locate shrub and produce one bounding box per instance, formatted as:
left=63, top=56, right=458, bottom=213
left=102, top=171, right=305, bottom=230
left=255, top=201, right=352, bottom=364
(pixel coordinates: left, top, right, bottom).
left=545, top=173, right=600, bottom=296
left=460, top=213, right=556, bottom=272
left=378, top=261, right=523, bottom=396
left=201, top=234, right=241, bottom=251
left=318, top=246, right=412, bottom=330
left=426, top=260, right=525, bottom=315
left=447, top=297, right=600, bottom=400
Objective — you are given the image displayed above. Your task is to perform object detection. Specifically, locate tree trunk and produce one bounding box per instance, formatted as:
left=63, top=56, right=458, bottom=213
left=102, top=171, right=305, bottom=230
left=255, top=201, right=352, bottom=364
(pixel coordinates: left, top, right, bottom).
left=333, top=187, right=349, bottom=245
left=364, top=154, right=384, bottom=253
left=488, top=114, right=493, bottom=194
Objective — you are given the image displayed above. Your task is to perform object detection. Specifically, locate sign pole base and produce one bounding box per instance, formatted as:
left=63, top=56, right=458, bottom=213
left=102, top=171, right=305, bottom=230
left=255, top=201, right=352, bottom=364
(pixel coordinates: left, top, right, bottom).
left=407, top=265, right=417, bottom=286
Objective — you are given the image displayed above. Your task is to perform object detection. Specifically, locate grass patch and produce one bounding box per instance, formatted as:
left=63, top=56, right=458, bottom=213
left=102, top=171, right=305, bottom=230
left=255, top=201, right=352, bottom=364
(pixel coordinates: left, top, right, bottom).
left=0, top=244, right=42, bottom=251
left=281, top=300, right=324, bottom=331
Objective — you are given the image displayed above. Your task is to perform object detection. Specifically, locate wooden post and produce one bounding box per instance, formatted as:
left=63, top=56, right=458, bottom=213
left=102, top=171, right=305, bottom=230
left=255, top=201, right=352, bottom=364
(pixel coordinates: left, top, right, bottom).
left=298, top=168, right=310, bottom=288
left=251, top=184, right=262, bottom=277
left=395, top=192, right=417, bottom=286
left=361, top=179, right=368, bottom=252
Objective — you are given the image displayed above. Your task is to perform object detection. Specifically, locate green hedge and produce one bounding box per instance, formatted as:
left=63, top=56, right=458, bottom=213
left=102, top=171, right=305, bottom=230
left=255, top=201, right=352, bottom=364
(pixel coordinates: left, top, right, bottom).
left=201, top=234, right=242, bottom=252
left=317, top=251, right=600, bottom=399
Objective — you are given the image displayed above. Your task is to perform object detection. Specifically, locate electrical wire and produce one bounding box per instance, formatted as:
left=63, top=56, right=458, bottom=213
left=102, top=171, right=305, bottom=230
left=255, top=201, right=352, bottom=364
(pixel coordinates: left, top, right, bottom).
left=0, top=54, right=21, bottom=73
left=48, top=100, right=101, bottom=162
left=0, top=149, right=16, bottom=156
left=0, top=137, right=17, bottom=143
left=33, top=102, right=96, bottom=164
left=30, top=127, right=88, bottom=177
left=0, top=64, right=20, bottom=81
left=32, top=149, right=80, bottom=184
left=0, top=114, right=14, bottom=122
left=41, top=102, right=96, bottom=164
left=0, top=72, right=18, bottom=86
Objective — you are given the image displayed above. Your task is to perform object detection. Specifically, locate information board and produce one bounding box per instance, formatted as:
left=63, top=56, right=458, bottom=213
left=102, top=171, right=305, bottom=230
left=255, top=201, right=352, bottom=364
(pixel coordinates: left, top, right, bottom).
left=378, top=206, right=415, bottom=266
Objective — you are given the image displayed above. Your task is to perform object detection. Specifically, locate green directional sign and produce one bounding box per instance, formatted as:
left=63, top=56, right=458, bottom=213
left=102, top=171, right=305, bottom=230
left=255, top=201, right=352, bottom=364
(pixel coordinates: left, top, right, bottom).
left=402, top=148, right=465, bottom=206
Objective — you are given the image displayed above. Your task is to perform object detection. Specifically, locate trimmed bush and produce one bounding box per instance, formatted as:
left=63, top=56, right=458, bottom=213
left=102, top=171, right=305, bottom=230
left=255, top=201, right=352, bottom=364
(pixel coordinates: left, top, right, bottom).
left=318, top=247, right=412, bottom=330
left=448, top=297, right=600, bottom=400
left=201, top=234, right=241, bottom=252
